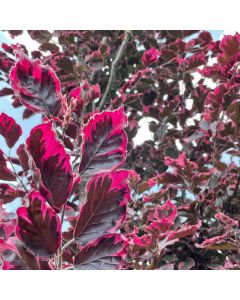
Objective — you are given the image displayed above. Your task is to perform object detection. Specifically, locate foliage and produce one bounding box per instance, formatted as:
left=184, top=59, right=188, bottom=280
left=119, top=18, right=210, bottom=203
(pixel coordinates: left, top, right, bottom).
left=0, top=30, right=239, bottom=270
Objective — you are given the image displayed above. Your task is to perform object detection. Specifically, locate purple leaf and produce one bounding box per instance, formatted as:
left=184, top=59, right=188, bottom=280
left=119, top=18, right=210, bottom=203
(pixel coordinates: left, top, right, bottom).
left=74, top=234, right=125, bottom=270
left=0, top=113, right=22, bottom=148
left=0, top=204, right=17, bottom=240
left=27, top=30, right=52, bottom=44
left=16, top=144, right=30, bottom=172
left=178, top=258, right=195, bottom=270
left=0, top=184, right=25, bottom=204
left=0, top=238, right=29, bottom=270
left=74, top=170, right=130, bottom=244
left=16, top=191, right=62, bottom=257
left=167, top=221, right=202, bottom=241
left=79, top=106, right=127, bottom=177
left=0, top=87, right=13, bottom=97
left=10, top=53, right=63, bottom=116
left=27, top=123, right=73, bottom=210
left=0, top=237, right=51, bottom=270
left=0, top=149, right=16, bottom=181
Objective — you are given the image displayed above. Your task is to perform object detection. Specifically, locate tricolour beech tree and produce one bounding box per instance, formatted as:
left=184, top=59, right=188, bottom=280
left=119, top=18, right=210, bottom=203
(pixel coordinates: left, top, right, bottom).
left=0, top=30, right=239, bottom=270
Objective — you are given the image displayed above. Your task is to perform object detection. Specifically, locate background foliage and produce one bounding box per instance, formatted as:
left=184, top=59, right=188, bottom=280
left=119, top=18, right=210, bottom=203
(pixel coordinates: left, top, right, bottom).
left=0, top=30, right=239, bottom=270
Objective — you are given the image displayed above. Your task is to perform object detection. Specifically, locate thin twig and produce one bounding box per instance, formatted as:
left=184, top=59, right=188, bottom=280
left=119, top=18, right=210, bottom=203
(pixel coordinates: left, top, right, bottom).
left=99, top=30, right=131, bottom=110
left=56, top=204, right=66, bottom=270
left=5, top=149, right=28, bottom=193
left=61, top=238, right=75, bottom=251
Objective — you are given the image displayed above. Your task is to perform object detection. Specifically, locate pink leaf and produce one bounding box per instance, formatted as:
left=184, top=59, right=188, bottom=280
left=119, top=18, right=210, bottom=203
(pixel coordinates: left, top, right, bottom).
left=195, top=232, right=231, bottom=249
left=147, top=200, right=177, bottom=235
left=133, top=234, right=153, bottom=249
left=16, top=191, right=62, bottom=257
left=16, top=144, right=30, bottom=172
left=0, top=237, right=51, bottom=269
left=79, top=106, right=128, bottom=177
left=164, top=152, right=198, bottom=172
left=215, top=212, right=238, bottom=227
left=0, top=113, right=22, bottom=148
left=74, top=170, right=130, bottom=244
left=27, top=122, right=73, bottom=210
left=0, top=204, right=17, bottom=240
left=69, top=86, right=84, bottom=117
left=74, top=234, right=125, bottom=270
left=0, top=238, right=29, bottom=270
left=185, top=53, right=205, bottom=70
left=10, top=53, right=63, bottom=116
left=86, top=84, right=101, bottom=102
left=141, top=48, right=159, bottom=66
left=0, top=184, right=25, bottom=204
left=0, top=149, right=16, bottom=181
left=220, top=35, right=240, bottom=56
left=167, top=220, right=201, bottom=241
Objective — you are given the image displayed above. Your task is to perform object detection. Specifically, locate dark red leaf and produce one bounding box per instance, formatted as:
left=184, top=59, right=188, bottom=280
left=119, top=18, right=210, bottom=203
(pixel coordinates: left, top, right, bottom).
left=0, top=238, right=29, bottom=270
left=167, top=221, right=201, bottom=241
left=57, top=57, right=74, bottom=73
left=27, top=30, right=52, bottom=43
left=164, top=152, right=198, bottom=173
left=215, top=212, right=238, bottom=227
left=142, top=90, right=157, bottom=106
left=0, top=204, right=17, bottom=240
left=0, top=237, right=51, bottom=269
left=1, top=43, right=13, bottom=54
left=16, top=242, right=52, bottom=269
left=74, top=170, right=130, bottom=244
left=220, top=35, right=240, bottom=56
left=159, top=263, right=174, bottom=270
left=8, top=30, right=23, bottom=37
left=133, top=234, right=153, bottom=249
left=23, top=108, right=35, bottom=119
left=16, top=144, right=30, bottom=172
left=0, top=113, right=22, bottom=148
left=0, top=87, right=13, bottom=97
left=16, top=191, right=62, bottom=257
left=69, top=87, right=84, bottom=118
left=86, top=84, right=101, bottom=102
left=79, top=106, right=127, bottom=177
left=39, top=42, right=59, bottom=52
left=27, top=122, right=73, bottom=210
left=0, top=149, right=16, bottom=181
left=10, top=53, right=63, bottom=116
left=178, top=258, right=195, bottom=270
left=147, top=200, right=177, bottom=235
left=74, top=234, right=125, bottom=270
left=195, top=232, right=235, bottom=250
left=0, top=184, right=25, bottom=204
left=185, top=54, right=206, bottom=70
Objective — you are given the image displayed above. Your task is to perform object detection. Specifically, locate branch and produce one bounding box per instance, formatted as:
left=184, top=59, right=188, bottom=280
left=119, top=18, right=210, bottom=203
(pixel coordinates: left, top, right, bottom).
left=56, top=204, right=66, bottom=270
left=4, top=149, right=28, bottom=193
left=99, top=30, right=131, bottom=110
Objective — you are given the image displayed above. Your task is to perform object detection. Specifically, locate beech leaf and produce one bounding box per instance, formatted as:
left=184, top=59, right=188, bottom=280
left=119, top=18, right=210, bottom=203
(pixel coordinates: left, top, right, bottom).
left=74, top=170, right=130, bottom=244
left=27, top=122, right=73, bottom=210
left=10, top=53, right=63, bottom=116
left=74, top=234, right=125, bottom=270
left=79, top=106, right=127, bottom=177
left=16, top=191, right=62, bottom=257
left=0, top=149, right=16, bottom=181
left=0, top=113, right=22, bottom=148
